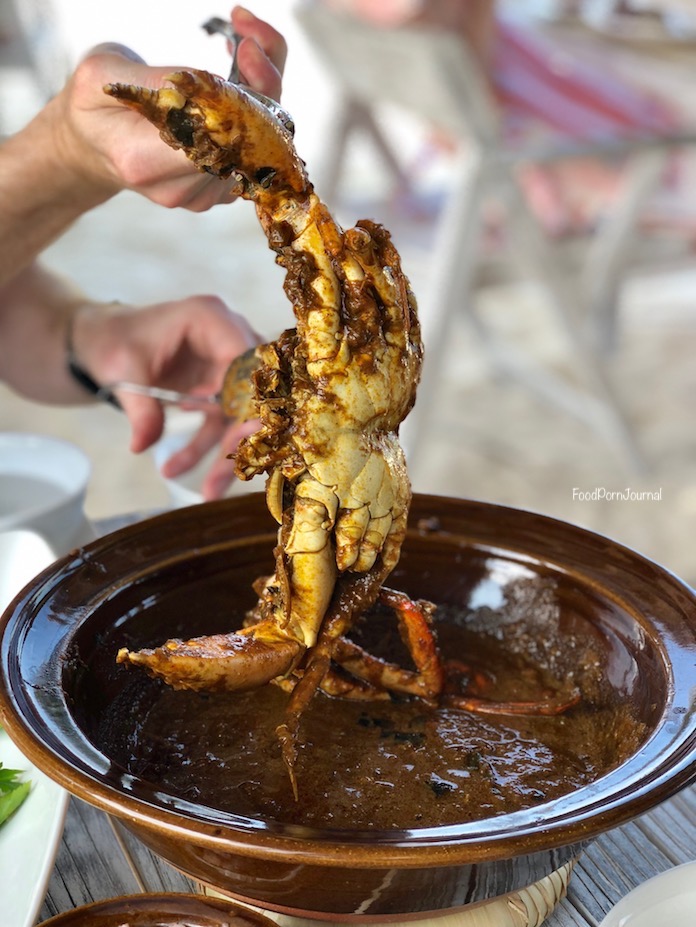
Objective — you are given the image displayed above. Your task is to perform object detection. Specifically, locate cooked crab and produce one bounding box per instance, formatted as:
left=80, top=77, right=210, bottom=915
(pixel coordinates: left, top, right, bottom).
left=109, top=69, right=577, bottom=785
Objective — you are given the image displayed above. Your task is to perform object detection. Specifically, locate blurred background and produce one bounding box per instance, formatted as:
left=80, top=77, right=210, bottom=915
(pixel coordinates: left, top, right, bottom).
left=2, top=0, right=696, bottom=582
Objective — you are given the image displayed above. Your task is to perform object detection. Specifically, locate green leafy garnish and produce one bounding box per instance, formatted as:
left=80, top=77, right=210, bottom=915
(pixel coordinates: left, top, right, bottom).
left=0, top=761, right=31, bottom=827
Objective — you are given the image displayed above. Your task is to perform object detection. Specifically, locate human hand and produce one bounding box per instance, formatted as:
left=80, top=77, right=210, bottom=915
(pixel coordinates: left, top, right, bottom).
left=71, top=294, right=261, bottom=500
left=54, top=6, right=287, bottom=211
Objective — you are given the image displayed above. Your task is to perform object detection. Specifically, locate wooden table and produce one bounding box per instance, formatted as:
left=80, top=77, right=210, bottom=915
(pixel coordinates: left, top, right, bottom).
left=36, top=516, right=696, bottom=926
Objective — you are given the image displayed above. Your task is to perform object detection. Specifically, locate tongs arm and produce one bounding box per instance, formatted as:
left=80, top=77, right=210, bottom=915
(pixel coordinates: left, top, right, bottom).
left=104, top=346, right=260, bottom=420
left=202, top=16, right=242, bottom=83
left=201, top=16, right=295, bottom=136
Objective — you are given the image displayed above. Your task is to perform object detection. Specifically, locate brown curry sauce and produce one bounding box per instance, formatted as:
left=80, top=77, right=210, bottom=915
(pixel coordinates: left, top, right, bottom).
left=100, top=589, right=644, bottom=831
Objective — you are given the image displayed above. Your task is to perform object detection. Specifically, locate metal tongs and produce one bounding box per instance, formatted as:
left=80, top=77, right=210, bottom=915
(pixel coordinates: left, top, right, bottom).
left=103, top=346, right=259, bottom=422
left=202, top=16, right=295, bottom=136
left=102, top=382, right=220, bottom=406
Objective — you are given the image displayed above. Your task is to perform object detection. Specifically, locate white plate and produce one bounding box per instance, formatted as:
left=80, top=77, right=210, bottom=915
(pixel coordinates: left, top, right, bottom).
left=599, top=861, right=696, bottom=927
left=0, top=530, right=70, bottom=927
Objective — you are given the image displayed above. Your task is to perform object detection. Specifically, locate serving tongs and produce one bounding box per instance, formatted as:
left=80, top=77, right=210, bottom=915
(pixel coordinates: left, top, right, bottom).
left=202, top=16, right=295, bottom=136
left=104, top=345, right=259, bottom=422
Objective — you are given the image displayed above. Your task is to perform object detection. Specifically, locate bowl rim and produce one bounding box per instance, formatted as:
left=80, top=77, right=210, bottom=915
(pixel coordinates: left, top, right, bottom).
left=36, top=891, right=279, bottom=927
left=1, top=493, right=695, bottom=868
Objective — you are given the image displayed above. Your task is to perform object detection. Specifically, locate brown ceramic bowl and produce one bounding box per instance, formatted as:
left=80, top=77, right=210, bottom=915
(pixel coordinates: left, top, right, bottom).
left=1, top=494, right=695, bottom=920
left=38, top=893, right=277, bottom=927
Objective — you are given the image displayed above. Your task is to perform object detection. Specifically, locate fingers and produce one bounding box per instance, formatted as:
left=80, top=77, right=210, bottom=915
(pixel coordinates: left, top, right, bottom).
left=143, top=168, right=238, bottom=211
left=201, top=419, right=259, bottom=500
left=182, top=297, right=260, bottom=372
left=231, top=6, right=286, bottom=101
left=161, top=417, right=258, bottom=501
left=232, top=6, right=287, bottom=74
left=82, top=7, right=287, bottom=100
left=77, top=45, right=177, bottom=94
left=237, top=37, right=283, bottom=102
left=117, top=392, right=167, bottom=454
left=160, top=414, right=225, bottom=479
left=76, top=291, right=261, bottom=489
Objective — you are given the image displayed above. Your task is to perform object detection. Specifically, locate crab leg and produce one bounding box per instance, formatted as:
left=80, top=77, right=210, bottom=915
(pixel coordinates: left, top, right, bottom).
left=275, top=570, right=384, bottom=797
left=330, top=588, right=443, bottom=702
left=443, top=686, right=582, bottom=717
left=327, top=589, right=579, bottom=718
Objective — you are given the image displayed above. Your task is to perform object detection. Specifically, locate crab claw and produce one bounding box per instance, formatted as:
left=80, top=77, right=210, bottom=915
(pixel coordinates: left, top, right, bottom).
left=104, top=69, right=309, bottom=196
left=117, top=623, right=303, bottom=693
left=220, top=345, right=260, bottom=422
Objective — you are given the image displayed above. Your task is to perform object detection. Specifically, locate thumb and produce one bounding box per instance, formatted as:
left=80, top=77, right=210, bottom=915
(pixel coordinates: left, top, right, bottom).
left=85, top=42, right=147, bottom=65
left=82, top=43, right=186, bottom=93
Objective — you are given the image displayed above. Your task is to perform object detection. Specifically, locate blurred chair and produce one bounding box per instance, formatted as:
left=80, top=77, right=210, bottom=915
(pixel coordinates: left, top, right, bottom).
left=295, top=4, right=696, bottom=472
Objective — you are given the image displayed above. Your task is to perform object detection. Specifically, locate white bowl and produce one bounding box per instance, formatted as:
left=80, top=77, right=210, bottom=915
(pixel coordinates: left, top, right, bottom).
left=599, top=861, right=696, bottom=927
left=0, top=433, right=94, bottom=554
left=152, top=428, right=262, bottom=508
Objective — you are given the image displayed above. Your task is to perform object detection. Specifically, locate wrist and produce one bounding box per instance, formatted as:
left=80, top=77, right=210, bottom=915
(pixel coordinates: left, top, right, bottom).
left=65, top=304, right=123, bottom=409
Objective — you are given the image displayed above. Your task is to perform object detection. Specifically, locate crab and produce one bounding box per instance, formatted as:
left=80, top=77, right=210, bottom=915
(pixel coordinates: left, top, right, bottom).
left=109, top=68, right=578, bottom=787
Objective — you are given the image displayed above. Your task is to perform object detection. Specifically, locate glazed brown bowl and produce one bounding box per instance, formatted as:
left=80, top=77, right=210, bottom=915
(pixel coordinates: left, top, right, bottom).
left=38, top=893, right=278, bottom=927
left=1, top=494, right=695, bottom=920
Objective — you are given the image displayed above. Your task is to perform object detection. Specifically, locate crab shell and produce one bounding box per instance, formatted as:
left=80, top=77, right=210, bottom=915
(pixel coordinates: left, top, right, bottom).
left=109, top=69, right=422, bottom=704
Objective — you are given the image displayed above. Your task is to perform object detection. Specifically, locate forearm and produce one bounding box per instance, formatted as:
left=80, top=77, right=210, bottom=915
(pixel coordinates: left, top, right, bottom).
left=0, top=96, right=117, bottom=286
left=0, top=7, right=287, bottom=286
left=0, top=262, right=102, bottom=403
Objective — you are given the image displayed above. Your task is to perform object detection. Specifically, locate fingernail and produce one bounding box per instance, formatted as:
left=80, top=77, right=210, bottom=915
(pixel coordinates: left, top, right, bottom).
left=232, top=5, right=255, bottom=23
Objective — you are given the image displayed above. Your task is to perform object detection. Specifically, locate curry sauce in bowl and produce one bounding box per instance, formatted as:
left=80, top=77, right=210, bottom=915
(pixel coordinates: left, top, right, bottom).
left=98, top=579, right=646, bottom=832
left=1, top=494, right=694, bottom=918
